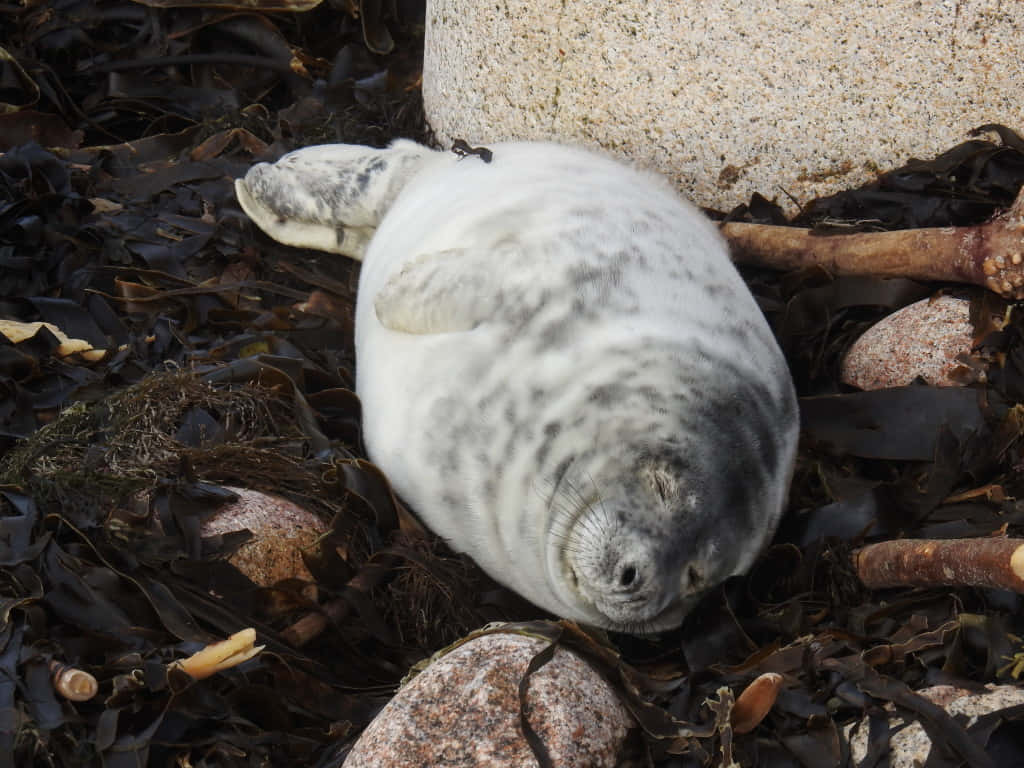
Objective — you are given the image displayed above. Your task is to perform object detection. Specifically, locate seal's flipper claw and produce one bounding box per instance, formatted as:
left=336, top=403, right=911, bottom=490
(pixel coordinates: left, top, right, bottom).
left=235, top=139, right=438, bottom=261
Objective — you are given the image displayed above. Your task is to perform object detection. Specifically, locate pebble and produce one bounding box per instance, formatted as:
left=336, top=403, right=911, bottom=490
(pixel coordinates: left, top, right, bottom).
left=841, top=296, right=978, bottom=390
left=199, top=487, right=326, bottom=586
left=342, top=630, right=635, bottom=767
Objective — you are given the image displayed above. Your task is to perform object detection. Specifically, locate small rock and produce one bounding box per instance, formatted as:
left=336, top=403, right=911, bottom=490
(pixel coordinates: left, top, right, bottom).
left=199, top=487, right=326, bottom=586
left=841, top=295, right=979, bottom=389
left=343, top=630, right=635, bottom=767
left=847, top=684, right=1024, bottom=766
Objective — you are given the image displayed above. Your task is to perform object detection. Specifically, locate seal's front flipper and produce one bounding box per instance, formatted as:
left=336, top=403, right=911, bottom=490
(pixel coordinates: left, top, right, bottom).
left=374, top=246, right=529, bottom=334
left=235, top=139, right=437, bottom=261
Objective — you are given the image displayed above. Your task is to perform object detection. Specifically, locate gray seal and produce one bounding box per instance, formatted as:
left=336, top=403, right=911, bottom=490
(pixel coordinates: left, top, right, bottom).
left=235, top=140, right=799, bottom=633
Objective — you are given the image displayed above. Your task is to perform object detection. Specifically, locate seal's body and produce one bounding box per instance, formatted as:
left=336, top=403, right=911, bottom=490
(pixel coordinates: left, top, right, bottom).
left=236, top=140, right=799, bottom=633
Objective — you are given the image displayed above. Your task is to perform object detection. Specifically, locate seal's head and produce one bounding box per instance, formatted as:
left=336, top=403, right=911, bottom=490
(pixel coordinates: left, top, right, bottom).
left=546, top=427, right=792, bottom=633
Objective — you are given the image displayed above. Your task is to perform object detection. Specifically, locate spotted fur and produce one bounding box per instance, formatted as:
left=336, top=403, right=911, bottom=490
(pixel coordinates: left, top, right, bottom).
left=236, top=140, right=799, bottom=633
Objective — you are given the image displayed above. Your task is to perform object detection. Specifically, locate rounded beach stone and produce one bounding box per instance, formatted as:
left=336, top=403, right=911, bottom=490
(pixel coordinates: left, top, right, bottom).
left=342, top=631, right=635, bottom=767
left=847, top=684, right=1024, bottom=766
left=841, top=296, right=977, bottom=390
left=199, top=487, right=326, bottom=586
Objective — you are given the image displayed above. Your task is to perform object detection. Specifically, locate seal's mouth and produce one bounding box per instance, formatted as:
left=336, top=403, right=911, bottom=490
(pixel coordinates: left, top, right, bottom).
left=592, top=592, right=691, bottom=635
left=594, top=589, right=679, bottom=627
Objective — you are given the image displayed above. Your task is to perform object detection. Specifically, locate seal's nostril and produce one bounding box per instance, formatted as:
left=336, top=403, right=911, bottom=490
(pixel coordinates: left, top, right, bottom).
left=620, top=565, right=637, bottom=587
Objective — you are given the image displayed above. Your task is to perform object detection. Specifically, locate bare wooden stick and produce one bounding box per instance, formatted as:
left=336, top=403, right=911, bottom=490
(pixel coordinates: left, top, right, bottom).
left=281, top=552, right=403, bottom=646
left=853, top=538, right=1024, bottom=591
left=281, top=597, right=350, bottom=647
left=722, top=188, right=1024, bottom=298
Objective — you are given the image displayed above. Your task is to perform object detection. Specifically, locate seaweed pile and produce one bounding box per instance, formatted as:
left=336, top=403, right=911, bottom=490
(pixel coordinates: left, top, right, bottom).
left=1, top=1, right=1024, bottom=765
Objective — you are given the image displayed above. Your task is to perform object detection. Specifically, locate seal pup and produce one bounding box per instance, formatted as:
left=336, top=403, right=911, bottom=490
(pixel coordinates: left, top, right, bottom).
left=235, top=140, right=799, bottom=633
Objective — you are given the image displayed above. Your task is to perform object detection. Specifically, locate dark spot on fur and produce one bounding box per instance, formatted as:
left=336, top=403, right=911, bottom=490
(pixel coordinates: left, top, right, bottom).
left=550, top=456, right=574, bottom=495
left=636, top=386, right=667, bottom=413
left=441, top=450, right=459, bottom=473
left=704, top=283, right=733, bottom=299
left=729, top=323, right=752, bottom=344
left=588, top=382, right=625, bottom=406
left=535, top=420, right=563, bottom=466
left=567, top=263, right=604, bottom=287
left=619, top=366, right=639, bottom=382
left=355, top=156, right=387, bottom=193
left=537, top=317, right=573, bottom=349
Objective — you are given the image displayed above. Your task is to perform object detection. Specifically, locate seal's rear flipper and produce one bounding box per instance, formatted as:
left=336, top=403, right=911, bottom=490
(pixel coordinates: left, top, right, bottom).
left=234, top=139, right=437, bottom=261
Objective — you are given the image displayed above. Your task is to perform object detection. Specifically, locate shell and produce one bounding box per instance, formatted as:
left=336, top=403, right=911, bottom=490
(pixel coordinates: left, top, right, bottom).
left=731, top=672, right=784, bottom=734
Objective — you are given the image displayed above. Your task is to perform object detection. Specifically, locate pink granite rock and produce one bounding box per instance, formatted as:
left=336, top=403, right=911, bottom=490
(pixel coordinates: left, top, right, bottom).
left=343, top=631, right=635, bottom=767
left=199, top=487, right=326, bottom=586
left=847, top=684, right=1024, bottom=766
left=841, top=295, right=979, bottom=390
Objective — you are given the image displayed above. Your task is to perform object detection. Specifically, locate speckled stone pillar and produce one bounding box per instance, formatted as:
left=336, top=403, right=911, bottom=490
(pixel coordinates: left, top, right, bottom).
left=423, top=0, right=1024, bottom=213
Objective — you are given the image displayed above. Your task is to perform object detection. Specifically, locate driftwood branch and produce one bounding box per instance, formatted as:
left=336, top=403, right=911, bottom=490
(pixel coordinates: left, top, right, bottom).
left=281, top=552, right=404, bottom=646
left=853, top=537, right=1024, bottom=591
left=722, top=188, right=1024, bottom=298
left=281, top=597, right=350, bottom=647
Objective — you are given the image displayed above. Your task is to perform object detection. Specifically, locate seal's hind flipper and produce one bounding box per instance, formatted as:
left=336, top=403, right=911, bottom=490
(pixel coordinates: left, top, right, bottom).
left=234, top=139, right=437, bottom=261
